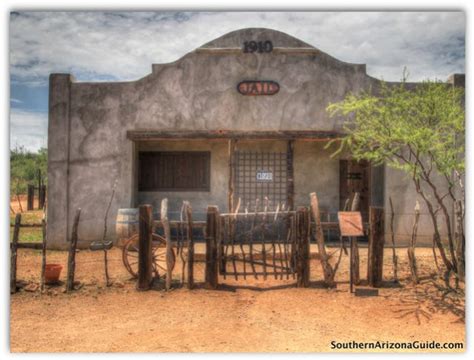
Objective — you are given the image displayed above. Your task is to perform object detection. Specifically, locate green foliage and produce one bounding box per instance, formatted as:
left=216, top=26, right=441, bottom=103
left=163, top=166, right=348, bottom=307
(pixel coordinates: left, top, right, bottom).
left=326, top=79, right=465, bottom=181
left=10, top=146, right=48, bottom=195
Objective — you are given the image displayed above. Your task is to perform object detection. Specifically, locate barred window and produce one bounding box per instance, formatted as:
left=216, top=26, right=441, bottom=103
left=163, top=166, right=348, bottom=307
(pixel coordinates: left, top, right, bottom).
left=138, top=151, right=210, bottom=191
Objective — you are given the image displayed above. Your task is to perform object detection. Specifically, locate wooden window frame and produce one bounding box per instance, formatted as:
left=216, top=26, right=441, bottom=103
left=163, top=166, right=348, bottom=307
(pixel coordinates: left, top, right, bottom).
left=138, top=151, right=211, bottom=192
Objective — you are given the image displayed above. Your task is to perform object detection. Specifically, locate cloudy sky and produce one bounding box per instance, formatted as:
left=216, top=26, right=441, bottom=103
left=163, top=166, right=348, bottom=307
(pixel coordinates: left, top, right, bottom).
left=9, top=11, right=465, bottom=151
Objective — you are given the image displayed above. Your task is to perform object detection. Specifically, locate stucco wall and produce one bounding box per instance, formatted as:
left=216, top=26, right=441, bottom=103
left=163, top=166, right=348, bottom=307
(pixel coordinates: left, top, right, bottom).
left=294, top=141, right=339, bottom=212
left=46, top=28, right=462, bottom=249
left=384, top=166, right=454, bottom=246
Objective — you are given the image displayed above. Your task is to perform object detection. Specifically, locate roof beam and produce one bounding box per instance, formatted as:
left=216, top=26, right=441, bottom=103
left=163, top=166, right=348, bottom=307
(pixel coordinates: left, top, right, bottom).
left=127, top=130, right=344, bottom=141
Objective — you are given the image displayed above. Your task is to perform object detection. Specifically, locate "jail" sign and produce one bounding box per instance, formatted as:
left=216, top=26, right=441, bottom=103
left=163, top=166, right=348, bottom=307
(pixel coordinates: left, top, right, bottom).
left=237, top=81, right=280, bottom=96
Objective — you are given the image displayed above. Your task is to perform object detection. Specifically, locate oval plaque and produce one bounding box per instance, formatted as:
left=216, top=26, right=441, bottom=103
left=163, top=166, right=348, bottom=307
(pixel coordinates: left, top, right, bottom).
left=237, top=80, right=280, bottom=96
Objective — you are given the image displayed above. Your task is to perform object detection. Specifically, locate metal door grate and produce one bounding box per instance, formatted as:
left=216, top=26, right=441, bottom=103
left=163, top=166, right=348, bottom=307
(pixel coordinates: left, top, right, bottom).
left=234, top=151, right=288, bottom=210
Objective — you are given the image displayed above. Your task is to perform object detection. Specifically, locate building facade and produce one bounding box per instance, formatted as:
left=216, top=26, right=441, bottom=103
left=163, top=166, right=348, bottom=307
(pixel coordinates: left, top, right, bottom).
left=47, top=28, right=464, bottom=249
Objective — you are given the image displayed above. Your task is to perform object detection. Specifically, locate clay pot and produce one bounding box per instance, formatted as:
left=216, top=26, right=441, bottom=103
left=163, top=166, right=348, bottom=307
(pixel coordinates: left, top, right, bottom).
left=44, top=264, right=63, bottom=284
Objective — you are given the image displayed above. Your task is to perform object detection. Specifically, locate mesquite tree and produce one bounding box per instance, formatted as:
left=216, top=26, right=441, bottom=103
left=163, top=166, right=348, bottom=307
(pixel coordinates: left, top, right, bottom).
left=326, top=78, right=465, bottom=284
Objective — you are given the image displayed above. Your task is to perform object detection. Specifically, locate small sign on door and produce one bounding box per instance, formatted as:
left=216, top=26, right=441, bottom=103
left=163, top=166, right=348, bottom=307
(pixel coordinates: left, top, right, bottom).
left=256, top=170, right=273, bottom=182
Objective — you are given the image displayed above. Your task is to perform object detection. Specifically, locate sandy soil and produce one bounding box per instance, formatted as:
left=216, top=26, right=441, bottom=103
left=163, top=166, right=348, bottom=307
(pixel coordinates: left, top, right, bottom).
left=10, top=246, right=464, bottom=352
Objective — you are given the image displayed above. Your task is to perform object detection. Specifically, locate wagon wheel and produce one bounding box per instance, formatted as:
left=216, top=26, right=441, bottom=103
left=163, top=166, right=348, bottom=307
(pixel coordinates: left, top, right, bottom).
left=122, top=233, right=176, bottom=279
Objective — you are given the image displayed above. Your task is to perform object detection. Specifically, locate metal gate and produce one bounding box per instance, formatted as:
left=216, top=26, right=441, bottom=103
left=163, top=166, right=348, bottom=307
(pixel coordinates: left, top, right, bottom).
left=234, top=151, right=289, bottom=210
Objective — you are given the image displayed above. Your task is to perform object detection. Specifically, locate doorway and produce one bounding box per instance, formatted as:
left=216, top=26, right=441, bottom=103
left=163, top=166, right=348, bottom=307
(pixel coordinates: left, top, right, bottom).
left=339, top=159, right=370, bottom=221
left=234, top=150, right=289, bottom=210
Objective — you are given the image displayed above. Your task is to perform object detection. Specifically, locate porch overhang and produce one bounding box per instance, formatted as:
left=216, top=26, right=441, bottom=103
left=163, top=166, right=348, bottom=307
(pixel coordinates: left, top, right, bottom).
left=126, top=130, right=344, bottom=141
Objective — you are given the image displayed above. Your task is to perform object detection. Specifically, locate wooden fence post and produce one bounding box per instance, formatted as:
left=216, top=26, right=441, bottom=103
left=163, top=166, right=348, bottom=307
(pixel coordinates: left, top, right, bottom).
left=37, top=169, right=42, bottom=209
left=66, top=208, right=81, bottom=292
left=205, top=205, right=219, bottom=289
left=40, top=216, right=47, bottom=292
left=350, top=192, right=361, bottom=285
left=10, top=213, right=21, bottom=294
left=296, top=207, right=310, bottom=288
left=27, top=185, right=34, bottom=211
left=161, top=199, right=173, bottom=291
left=185, top=202, right=194, bottom=290
left=309, top=192, right=335, bottom=287
left=367, top=206, right=385, bottom=287
left=39, top=185, right=46, bottom=210
left=137, top=204, right=153, bottom=291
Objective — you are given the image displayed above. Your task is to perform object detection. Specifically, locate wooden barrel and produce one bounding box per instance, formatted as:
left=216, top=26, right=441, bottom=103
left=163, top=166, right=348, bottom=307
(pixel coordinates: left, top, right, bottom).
left=115, top=208, right=139, bottom=246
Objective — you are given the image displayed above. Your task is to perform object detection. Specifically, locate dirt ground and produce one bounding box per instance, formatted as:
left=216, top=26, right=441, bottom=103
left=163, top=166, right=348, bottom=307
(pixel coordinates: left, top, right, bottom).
left=10, top=194, right=40, bottom=214
left=10, top=246, right=464, bottom=352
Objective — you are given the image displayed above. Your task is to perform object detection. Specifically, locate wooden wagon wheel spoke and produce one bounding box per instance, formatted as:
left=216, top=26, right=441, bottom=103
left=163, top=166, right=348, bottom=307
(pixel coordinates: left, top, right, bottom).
left=123, top=233, right=177, bottom=279
left=156, top=264, right=167, bottom=272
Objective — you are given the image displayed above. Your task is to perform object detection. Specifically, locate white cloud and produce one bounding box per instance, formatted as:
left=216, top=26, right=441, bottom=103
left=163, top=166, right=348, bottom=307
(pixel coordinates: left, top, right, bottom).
left=9, top=11, right=465, bottom=84
left=9, top=110, right=48, bottom=152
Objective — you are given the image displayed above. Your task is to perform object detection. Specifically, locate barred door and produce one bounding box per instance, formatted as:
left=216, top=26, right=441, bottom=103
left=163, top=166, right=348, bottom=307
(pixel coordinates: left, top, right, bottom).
left=234, top=151, right=289, bottom=211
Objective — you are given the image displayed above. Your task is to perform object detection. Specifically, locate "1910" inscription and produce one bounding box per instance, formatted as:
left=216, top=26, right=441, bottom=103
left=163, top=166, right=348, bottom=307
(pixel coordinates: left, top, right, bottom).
left=243, top=40, right=273, bottom=53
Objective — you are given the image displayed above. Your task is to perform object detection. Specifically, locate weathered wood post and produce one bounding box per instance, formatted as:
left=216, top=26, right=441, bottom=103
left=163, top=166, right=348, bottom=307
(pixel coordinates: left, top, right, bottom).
left=37, top=169, right=42, bottom=209
left=137, top=204, right=153, bottom=291
left=218, top=216, right=226, bottom=276
left=296, top=207, right=310, bottom=288
left=66, top=208, right=81, bottom=292
left=10, top=213, right=21, bottom=294
left=40, top=215, right=47, bottom=292
left=27, top=184, right=35, bottom=211
left=350, top=192, right=361, bottom=285
left=309, top=192, right=335, bottom=287
left=39, top=185, right=47, bottom=210
left=185, top=202, right=194, bottom=290
left=367, top=206, right=385, bottom=287
left=205, top=205, right=219, bottom=289
left=161, top=199, right=173, bottom=290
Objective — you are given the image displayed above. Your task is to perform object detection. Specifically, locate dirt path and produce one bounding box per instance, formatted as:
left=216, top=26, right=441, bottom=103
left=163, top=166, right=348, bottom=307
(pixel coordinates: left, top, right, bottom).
left=10, top=247, right=464, bottom=352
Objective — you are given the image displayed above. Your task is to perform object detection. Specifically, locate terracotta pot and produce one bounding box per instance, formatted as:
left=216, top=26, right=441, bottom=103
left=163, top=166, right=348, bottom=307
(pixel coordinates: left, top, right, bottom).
left=45, top=264, right=63, bottom=284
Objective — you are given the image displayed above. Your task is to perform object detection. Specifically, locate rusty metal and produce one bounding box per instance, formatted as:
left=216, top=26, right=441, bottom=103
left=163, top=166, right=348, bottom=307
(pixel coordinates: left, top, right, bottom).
left=234, top=151, right=288, bottom=210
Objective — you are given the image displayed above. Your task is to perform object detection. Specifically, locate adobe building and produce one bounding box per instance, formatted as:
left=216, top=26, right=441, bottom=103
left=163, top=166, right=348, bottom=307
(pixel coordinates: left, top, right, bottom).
left=47, top=28, right=464, bottom=249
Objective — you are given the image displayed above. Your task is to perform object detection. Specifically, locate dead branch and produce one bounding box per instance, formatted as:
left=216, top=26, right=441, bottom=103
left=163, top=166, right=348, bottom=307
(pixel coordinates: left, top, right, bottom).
left=101, top=181, right=117, bottom=287
left=389, top=197, right=399, bottom=282
left=408, top=201, right=420, bottom=284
